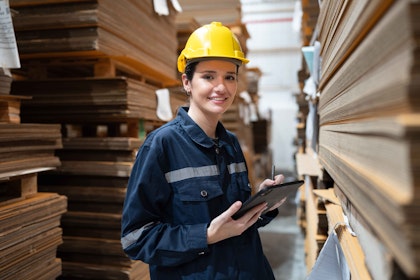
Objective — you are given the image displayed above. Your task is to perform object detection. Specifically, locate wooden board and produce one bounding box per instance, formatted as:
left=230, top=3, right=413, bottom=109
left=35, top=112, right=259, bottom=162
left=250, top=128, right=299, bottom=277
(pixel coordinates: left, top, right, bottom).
left=10, top=0, right=179, bottom=87
left=0, top=192, right=67, bottom=280
left=12, top=77, right=162, bottom=123
left=315, top=1, right=420, bottom=277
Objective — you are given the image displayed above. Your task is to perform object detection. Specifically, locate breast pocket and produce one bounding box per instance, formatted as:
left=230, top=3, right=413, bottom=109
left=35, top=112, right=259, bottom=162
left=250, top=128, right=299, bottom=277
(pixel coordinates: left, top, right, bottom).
left=228, top=172, right=252, bottom=203
left=172, top=180, right=223, bottom=224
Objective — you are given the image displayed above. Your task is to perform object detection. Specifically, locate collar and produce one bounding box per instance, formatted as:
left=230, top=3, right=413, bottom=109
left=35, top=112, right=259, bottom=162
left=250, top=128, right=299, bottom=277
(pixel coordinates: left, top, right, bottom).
left=177, top=107, right=234, bottom=150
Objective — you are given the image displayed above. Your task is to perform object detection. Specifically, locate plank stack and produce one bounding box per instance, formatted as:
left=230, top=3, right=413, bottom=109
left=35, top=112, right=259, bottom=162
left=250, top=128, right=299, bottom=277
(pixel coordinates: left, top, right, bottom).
left=11, top=0, right=179, bottom=86
left=1, top=64, right=66, bottom=280
left=177, top=0, right=242, bottom=26
left=10, top=0, right=181, bottom=279
left=298, top=0, right=420, bottom=279
left=300, top=0, right=319, bottom=46
left=0, top=110, right=66, bottom=280
left=1, top=6, right=66, bottom=278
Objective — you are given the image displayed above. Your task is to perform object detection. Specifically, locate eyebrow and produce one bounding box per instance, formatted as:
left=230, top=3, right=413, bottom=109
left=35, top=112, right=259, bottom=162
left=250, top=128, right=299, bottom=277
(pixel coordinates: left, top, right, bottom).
left=197, top=70, right=237, bottom=75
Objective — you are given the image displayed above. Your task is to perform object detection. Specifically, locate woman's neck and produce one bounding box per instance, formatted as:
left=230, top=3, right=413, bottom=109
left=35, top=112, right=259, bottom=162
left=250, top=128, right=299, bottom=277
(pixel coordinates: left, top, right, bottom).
left=188, top=107, right=219, bottom=139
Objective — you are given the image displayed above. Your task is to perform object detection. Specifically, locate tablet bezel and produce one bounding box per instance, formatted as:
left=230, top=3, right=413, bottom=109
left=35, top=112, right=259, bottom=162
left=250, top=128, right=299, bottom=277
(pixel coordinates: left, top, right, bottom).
left=232, top=180, right=304, bottom=220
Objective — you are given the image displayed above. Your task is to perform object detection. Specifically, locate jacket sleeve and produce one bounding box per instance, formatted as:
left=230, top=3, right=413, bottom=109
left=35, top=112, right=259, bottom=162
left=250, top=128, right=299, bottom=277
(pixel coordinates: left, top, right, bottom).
left=121, top=142, right=209, bottom=267
left=257, top=208, right=279, bottom=227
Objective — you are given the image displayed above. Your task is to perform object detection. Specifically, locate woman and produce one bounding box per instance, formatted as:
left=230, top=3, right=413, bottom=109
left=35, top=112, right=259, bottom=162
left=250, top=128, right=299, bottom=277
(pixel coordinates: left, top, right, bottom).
left=121, top=22, right=284, bottom=279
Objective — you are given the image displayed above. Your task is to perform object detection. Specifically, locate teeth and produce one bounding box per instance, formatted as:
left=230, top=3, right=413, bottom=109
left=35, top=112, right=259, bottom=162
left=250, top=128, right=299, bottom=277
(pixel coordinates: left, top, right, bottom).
left=209, top=97, right=225, bottom=101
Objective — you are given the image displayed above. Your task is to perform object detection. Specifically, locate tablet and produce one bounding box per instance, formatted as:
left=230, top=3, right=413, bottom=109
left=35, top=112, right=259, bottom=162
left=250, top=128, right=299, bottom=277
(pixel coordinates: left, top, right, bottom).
left=232, top=180, right=304, bottom=220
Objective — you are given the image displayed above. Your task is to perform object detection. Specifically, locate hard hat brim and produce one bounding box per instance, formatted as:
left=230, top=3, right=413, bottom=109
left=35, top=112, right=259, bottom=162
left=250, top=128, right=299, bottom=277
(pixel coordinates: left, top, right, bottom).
left=186, top=57, right=245, bottom=68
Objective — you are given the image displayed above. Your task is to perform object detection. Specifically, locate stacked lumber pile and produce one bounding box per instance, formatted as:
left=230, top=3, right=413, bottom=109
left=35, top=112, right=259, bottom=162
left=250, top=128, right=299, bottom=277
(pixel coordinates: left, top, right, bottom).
left=11, top=0, right=179, bottom=86
left=0, top=109, right=65, bottom=280
left=318, top=1, right=420, bottom=277
left=294, top=68, right=310, bottom=154
left=39, top=137, right=149, bottom=279
left=298, top=0, right=420, bottom=279
left=0, top=188, right=67, bottom=280
left=300, top=0, right=319, bottom=46
left=0, top=69, right=13, bottom=95
left=295, top=1, right=319, bottom=268
left=177, top=0, right=242, bottom=26
left=1, top=7, right=66, bottom=276
left=10, top=0, right=181, bottom=279
left=1, top=69, right=65, bottom=280
left=314, top=188, right=372, bottom=280
left=0, top=123, right=62, bottom=175
left=295, top=0, right=317, bottom=154
left=295, top=0, right=319, bottom=155
left=11, top=77, right=161, bottom=123
left=175, top=17, right=201, bottom=55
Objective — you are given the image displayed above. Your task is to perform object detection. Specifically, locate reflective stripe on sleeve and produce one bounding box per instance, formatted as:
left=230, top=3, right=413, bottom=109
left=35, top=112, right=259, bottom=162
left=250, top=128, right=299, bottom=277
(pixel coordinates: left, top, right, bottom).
left=165, top=165, right=219, bottom=183
left=227, top=162, right=247, bottom=174
left=121, top=221, right=156, bottom=249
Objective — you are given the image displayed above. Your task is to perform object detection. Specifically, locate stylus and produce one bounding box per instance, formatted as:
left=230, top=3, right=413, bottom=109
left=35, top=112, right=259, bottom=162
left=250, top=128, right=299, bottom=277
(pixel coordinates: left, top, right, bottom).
left=271, top=165, right=275, bottom=180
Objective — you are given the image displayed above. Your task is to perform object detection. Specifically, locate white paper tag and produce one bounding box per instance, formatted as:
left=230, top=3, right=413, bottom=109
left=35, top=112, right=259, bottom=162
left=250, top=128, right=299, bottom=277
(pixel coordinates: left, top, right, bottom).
left=153, top=0, right=182, bottom=15
left=155, top=88, right=173, bottom=121
left=153, top=0, right=169, bottom=16
left=0, top=0, right=20, bottom=68
left=170, top=0, right=183, bottom=13
left=307, top=231, right=350, bottom=280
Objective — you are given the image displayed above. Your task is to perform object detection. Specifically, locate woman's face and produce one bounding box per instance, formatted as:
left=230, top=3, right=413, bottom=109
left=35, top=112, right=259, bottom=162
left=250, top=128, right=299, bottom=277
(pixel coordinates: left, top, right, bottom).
left=183, top=59, right=238, bottom=119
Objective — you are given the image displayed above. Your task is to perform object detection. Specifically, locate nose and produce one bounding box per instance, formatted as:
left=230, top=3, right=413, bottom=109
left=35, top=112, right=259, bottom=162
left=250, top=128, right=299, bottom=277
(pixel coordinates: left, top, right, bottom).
left=213, top=76, right=226, bottom=93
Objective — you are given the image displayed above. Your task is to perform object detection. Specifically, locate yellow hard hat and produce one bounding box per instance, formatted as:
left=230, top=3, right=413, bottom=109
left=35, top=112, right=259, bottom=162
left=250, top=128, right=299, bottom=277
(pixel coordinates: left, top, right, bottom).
left=177, top=22, right=249, bottom=73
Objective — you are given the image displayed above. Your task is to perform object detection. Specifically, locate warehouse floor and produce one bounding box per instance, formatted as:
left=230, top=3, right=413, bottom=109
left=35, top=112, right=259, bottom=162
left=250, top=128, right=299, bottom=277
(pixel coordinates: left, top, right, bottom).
left=259, top=191, right=307, bottom=280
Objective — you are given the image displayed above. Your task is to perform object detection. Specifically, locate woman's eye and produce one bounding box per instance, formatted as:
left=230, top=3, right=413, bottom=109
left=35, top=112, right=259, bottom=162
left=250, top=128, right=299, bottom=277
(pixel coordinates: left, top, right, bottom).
left=226, top=75, right=237, bottom=81
left=202, top=75, right=214, bottom=80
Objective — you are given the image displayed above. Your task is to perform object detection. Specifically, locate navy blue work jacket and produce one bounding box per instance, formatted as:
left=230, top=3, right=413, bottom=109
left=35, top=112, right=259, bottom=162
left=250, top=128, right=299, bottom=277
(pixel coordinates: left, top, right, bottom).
left=121, top=107, right=278, bottom=279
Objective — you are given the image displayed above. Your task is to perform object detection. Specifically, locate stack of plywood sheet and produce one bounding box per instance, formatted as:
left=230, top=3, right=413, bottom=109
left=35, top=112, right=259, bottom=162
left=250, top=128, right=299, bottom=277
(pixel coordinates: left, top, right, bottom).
left=0, top=187, right=67, bottom=280
left=0, top=123, right=62, bottom=175
left=9, top=0, right=182, bottom=279
left=310, top=0, right=420, bottom=278
left=11, top=0, right=179, bottom=86
left=313, top=188, right=373, bottom=280
left=1, top=67, right=65, bottom=280
left=175, top=16, right=201, bottom=54
left=39, top=137, right=149, bottom=279
left=300, top=0, right=319, bottom=46
left=11, top=77, right=161, bottom=123
left=0, top=69, right=13, bottom=95
left=177, top=0, right=242, bottom=26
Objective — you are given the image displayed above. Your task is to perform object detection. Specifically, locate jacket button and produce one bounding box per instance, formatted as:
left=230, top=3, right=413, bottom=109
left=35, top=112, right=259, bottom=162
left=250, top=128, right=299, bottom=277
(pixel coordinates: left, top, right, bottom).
left=215, top=147, right=219, bottom=154
left=200, top=190, right=208, bottom=197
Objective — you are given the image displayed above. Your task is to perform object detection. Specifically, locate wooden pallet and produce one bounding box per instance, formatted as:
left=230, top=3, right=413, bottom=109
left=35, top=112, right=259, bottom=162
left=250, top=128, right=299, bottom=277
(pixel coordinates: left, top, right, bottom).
left=62, top=119, right=165, bottom=139
left=0, top=172, right=38, bottom=206
left=0, top=94, right=31, bottom=124
left=18, top=56, right=177, bottom=89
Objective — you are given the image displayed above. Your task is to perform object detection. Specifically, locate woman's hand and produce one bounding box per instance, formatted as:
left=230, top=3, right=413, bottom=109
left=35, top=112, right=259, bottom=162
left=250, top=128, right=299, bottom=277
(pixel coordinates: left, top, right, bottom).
left=257, top=174, right=284, bottom=192
left=257, top=174, right=287, bottom=211
left=207, top=201, right=267, bottom=244
left=206, top=174, right=287, bottom=245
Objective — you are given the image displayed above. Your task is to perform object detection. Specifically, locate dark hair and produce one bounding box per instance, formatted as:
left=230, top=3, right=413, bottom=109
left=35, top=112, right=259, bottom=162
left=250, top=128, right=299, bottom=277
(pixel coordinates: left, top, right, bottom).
left=184, top=61, right=198, bottom=81
left=184, top=60, right=239, bottom=81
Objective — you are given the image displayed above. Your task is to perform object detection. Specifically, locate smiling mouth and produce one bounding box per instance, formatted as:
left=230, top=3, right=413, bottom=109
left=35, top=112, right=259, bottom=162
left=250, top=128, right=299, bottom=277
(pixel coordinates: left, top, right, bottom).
left=208, top=97, right=227, bottom=101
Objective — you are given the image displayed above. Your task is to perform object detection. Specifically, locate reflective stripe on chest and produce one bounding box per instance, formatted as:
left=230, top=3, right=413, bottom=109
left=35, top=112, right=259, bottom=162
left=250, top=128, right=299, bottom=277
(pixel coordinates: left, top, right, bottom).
left=165, top=162, right=247, bottom=183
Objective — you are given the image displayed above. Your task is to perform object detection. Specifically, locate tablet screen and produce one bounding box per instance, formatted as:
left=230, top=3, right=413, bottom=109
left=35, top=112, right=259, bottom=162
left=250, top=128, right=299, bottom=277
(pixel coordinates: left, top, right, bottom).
left=232, top=180, right=304, bottom=219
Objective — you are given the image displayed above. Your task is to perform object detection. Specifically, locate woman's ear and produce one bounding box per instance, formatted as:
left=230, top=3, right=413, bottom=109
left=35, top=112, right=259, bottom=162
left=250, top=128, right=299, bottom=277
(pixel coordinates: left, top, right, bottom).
left=181, top=74, right=190, bottom=92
